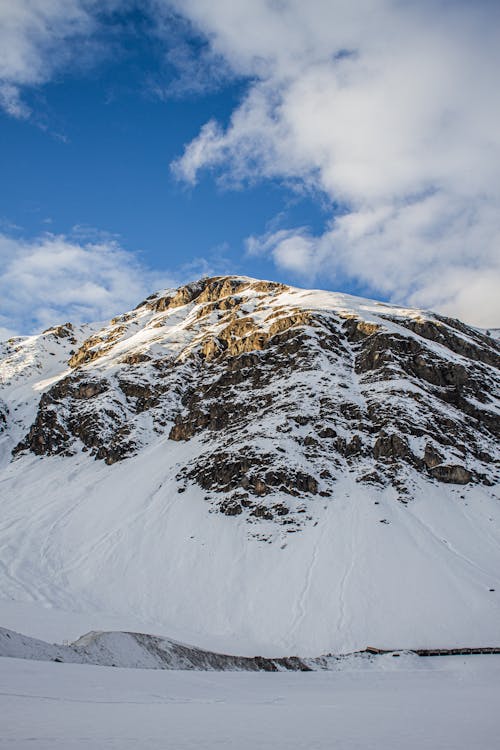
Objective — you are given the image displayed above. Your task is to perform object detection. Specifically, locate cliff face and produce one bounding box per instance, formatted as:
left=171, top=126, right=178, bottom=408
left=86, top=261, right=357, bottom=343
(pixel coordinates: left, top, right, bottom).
left=0, top=276, right=499, bottom=654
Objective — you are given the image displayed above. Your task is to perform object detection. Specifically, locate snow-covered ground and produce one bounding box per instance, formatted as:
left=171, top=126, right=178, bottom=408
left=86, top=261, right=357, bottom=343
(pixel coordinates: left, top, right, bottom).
left=2, top=654, right=500, bottom=749
left=1, top=446, right=499, bottom=656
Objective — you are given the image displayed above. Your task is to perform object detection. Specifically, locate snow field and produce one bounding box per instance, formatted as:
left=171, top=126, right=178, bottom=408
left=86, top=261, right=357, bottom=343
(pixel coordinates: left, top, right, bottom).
left=2, top=654, right=500, bottom=749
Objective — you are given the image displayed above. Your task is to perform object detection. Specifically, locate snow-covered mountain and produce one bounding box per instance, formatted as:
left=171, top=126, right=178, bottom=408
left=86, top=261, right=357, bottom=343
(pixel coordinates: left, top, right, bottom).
left=0, top=276, right=499, bottom=656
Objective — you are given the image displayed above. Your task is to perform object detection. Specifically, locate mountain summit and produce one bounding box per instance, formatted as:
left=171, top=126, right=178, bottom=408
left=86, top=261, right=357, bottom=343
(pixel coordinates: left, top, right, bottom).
left=0, top=276, right=499, bottom=654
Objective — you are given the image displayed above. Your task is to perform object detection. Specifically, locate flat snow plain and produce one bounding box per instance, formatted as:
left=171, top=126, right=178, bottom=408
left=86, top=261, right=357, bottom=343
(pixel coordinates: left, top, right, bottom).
left=2, top=653, right=500, bottom=749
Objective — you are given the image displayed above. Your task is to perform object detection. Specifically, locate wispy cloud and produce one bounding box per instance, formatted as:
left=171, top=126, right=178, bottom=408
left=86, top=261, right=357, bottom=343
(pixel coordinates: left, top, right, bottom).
left=146, top=8, right=236, bottom=99
left=0, top=1, right=235, bottom=120
left=0, top=230, right=173, bottom=337
left=172, top=0, right=500, bottom=326
left=0, top=0, right=102, bottom=119
left=0, top=227, right=236, bottom=338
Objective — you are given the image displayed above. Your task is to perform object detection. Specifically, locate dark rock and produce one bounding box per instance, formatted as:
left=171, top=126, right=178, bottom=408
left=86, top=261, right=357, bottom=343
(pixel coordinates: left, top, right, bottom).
left=13, top=392, right=70, bottom=457
left=304, top=436, right=319, bottom=447
left=251, top=505, right=274, bottom=520
left=373, top=432, right=413, bottom=463
left=118, top=380, right=158, bottom=413
left=429, top=464, right=472, bottom=484
left=292, top=415, right=310, bottom=426
left=74, top=380, right=108, bottom=400
left=43, top=323, right=76, bottom=344
left=121, top=352, right=152, bottom=365
left=345, top=435, right=363, bottom=457
left=219, top=499, right=243, bottom=516
left=424, top=443, right=444, bottom=469
left=318, top=427, right=336, bottom=438
left=358, top=471, right=383, bottom=485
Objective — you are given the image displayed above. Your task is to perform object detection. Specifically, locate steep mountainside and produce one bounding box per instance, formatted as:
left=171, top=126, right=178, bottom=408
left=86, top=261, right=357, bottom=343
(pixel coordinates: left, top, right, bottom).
left=0, top=276, right=499, bottom=655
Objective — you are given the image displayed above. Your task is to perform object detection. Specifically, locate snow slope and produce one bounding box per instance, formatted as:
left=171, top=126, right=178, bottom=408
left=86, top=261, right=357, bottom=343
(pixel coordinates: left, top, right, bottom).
left=1, top=447, right=499, bottom=655
left=2, top=654, right=500, bottom=750
left=0, top=276, right=499, bottom=655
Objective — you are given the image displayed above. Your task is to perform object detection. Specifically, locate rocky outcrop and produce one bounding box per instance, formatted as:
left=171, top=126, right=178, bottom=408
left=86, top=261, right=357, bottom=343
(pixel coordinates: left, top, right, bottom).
left=68, top=324, right=127, bottom=368
left=428, top=464, right=473, bottom=485
left=423, top=443, right=444, bottom=469
left=181, top=449, right=318, bottom=498
left=13, top=374, right=135, bottom=464
left=391, top=315, right=500, bottom=369
left=42, top=322, right=77, bottom=344
left=373, top=432, right=415, bottom=464
left=150, top=277, right=286, bottom=315
left=0, top=400, right=7, bottom=433
left=14, top=392, right=71, bottom=457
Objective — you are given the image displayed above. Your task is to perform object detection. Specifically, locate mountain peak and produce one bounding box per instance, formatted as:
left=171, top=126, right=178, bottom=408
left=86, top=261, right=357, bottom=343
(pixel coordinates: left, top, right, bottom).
left=1, top=276, right=499, bottom=653
left=141, top=274, right=288, bottom=311
left=4, top=275, right=499, bottom=497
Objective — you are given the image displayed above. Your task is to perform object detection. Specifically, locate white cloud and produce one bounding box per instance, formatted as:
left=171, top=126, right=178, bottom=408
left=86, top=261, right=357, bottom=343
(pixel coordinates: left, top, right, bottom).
left=0, top=232, right=173, bottom=336
left=0, top=0, right=123, bottom=119
left=0, top=82, right=31, bottom=118
left=0, top=1, right=234, bottom=119
left=249, top=191, right=500, bottom=327
left=0, top=229, right=234, bottom=337
left=2, top=1, right=499, bottom=325
left=172, top=0, right=500, bottom=326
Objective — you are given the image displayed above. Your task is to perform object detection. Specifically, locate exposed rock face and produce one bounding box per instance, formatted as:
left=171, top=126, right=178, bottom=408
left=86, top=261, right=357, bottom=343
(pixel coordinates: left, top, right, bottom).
left=182, top=448, right=318, bottom=499
left=423, top=443, right=444, bottom=470
left=373, top=433, right=413, bottom=463
left=428, top=465, right=473, bottom=485
left=42, top=322, right=77, bottom=343
left=0, top=400, right=7, bottom=433
left=3, top=275, right=499, bottom=525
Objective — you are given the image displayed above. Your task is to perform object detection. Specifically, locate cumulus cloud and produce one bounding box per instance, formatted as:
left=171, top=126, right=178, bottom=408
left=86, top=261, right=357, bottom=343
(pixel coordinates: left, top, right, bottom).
left=3, top=1, right=499, bottom=325
left=172, top=0, right=500, bottom=326
left=0, top=232, right=173, bottom=337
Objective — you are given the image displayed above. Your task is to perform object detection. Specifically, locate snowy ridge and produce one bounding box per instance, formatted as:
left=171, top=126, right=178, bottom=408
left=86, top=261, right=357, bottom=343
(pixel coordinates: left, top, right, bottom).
left=4, top=626, right=498, bottom=672
left=0, top=626, right=311, bottom=671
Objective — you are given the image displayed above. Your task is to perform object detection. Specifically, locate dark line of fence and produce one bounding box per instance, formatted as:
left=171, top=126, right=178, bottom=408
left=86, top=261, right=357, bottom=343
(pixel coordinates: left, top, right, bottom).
left=364, top=646, right=500, bottom=656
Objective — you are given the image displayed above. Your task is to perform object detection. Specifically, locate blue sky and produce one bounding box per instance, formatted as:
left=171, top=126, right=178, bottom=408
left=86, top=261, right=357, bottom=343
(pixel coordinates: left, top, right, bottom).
left=0, top=71, right=327, bottom=279
left=1, top=1, right=499, bottom=335
left=0, top=15, right=309, bottom=269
